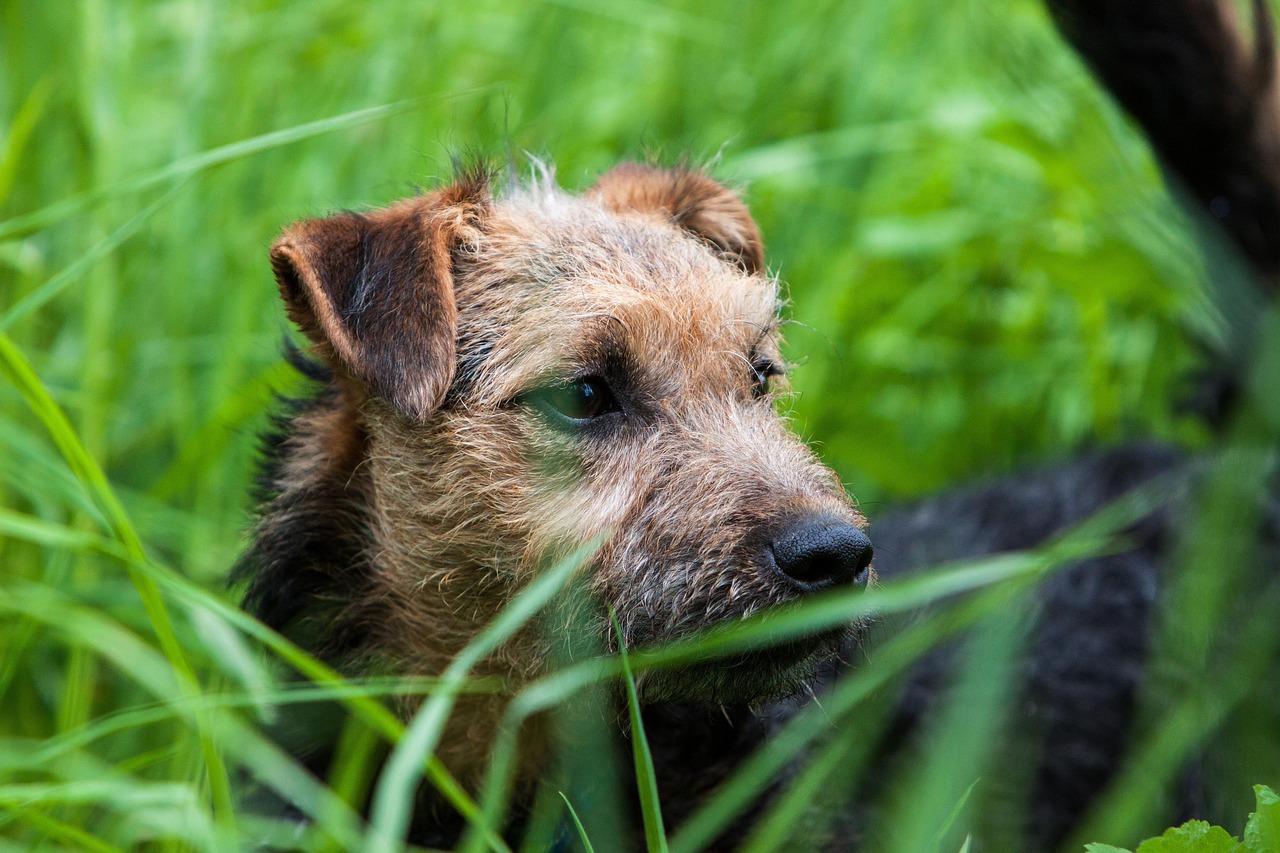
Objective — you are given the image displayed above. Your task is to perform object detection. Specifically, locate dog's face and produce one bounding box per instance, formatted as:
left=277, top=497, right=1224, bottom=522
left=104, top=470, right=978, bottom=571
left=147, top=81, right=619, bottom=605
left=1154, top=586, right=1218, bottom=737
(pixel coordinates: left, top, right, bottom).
left=270, top=164, right=870, bottom=701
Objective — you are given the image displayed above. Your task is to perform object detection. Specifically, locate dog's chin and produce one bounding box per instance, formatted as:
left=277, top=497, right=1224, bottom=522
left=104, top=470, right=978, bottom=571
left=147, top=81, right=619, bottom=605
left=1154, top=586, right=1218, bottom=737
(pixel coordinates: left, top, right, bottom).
left=633, top=624, right=856, bottom=705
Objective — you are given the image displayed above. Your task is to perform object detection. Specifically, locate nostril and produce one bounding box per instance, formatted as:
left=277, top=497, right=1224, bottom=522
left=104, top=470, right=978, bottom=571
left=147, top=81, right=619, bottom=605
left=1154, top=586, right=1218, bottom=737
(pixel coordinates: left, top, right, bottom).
left=770, top=518, right=873, bottom=590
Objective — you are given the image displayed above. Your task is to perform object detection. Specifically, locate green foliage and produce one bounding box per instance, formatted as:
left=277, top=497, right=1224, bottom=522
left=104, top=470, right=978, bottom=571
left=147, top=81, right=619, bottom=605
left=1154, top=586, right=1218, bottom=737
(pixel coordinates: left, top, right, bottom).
left=1246, top=786, right=1280, bottom=852
left=1085, top=786, right=1280, bottom=853
left=1, top=1, right=1277, bottom=851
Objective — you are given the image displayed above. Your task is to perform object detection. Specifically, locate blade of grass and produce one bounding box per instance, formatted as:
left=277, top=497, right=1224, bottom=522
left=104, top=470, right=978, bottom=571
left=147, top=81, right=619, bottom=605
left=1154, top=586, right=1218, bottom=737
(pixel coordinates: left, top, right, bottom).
left=464, top=654, right=631, bottom=853
left=0, top=90, right=492, bottom=241
left=0, top=781, right=202, bottom=811
left=934, top=779, right=982, bottom=848
left=4, top=677, right=486, bottom=770
left=0, top=783, right=213, bottom=851
left=1, top=805, right=124, bottom=853
left=559, top=792, right=597, bottom=853
left=0, top=78, right=53, bottom=208
left=318, top=715, right=383, bottom=852
left=0, top=507, right=111, bottom=552
left=736, top=715, right=866, bottom=853
left=612, top=612, right=668, bottom=853
left=0, top=181, right=188, bottom=332
left=882, top=603, right=1025, bottom=852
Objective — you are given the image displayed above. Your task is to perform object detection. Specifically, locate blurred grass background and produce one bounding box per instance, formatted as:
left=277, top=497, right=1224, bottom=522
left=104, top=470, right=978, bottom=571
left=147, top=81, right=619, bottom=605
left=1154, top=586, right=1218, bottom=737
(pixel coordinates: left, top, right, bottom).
left=0, top=0, right=1258, bottom=850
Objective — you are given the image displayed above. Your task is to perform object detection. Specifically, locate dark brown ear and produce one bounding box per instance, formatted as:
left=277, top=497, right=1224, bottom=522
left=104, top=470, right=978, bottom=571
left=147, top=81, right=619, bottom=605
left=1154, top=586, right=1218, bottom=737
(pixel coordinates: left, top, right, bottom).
left=270, top=179, right=489, bottom=421
left=587, top=163, right=765, bottom=274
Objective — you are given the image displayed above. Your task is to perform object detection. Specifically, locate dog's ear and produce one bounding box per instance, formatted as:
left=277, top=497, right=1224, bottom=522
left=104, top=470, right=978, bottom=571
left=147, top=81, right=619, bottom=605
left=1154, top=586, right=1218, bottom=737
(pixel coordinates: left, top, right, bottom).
left=588, top=163, right=765, bottom=274
left=270, top=178, right=490, bottom=421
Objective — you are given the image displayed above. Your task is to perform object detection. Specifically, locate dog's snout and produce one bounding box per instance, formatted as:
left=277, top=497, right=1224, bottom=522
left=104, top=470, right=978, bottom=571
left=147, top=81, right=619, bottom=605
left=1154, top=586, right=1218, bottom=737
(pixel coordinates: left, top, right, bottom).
left=770, top=518, right=872, bottom=590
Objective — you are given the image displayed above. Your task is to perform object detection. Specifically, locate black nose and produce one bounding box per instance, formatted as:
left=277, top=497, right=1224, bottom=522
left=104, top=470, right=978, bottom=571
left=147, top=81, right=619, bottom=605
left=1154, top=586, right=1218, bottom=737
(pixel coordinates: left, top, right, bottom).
left=769, top=518, right=873, bottom=590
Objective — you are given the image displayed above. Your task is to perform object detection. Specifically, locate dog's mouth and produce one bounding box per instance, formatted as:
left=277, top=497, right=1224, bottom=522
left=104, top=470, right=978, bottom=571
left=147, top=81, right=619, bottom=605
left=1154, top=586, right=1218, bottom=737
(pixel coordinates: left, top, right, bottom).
left=631, top=621, right=860, bottom=704
left=575, top=536, right=872, bottom=703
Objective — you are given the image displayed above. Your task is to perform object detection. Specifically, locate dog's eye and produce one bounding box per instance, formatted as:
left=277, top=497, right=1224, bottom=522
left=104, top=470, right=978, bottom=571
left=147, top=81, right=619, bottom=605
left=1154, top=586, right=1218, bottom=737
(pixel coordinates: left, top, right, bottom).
left=752, top=361, right=782, bottom=399
left=525, top=376, right=619, bottom=425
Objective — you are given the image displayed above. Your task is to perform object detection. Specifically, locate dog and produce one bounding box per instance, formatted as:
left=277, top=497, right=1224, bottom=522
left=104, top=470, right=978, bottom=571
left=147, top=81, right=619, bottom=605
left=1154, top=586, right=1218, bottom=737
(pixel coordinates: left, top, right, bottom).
left=236, top=163, right=874, bottom=847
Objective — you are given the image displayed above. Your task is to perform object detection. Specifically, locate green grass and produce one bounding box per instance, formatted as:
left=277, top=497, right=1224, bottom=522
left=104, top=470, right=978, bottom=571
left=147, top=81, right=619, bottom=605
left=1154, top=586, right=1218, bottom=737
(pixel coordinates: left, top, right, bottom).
left=1, top=1, right=1277, bottom=850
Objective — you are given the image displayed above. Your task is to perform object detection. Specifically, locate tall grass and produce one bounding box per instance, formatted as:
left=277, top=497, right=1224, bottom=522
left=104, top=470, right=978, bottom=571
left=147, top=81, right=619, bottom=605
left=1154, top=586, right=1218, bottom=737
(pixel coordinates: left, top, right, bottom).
left=2, top=1, right=1275, bottom=851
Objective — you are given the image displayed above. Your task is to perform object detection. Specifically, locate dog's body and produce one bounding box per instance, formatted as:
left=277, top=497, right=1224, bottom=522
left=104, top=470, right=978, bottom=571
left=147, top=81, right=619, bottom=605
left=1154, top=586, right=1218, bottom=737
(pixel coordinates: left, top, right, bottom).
left=238, top=0, right=1280, bottom=849
left=869, top=446, right=1280, bottom=849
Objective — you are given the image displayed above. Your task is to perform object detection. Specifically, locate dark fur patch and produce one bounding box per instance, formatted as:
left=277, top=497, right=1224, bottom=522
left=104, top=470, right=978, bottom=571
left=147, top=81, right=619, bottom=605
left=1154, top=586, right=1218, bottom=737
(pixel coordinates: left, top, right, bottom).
left=233, top=348, right=380, bottom=662
left=248, top=342, right=331, bottom=501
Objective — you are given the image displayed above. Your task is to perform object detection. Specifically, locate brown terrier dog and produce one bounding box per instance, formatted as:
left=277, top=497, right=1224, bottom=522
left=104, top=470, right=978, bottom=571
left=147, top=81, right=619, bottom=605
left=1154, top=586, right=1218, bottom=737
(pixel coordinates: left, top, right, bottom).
left=236, top=163, right=872, bottom=842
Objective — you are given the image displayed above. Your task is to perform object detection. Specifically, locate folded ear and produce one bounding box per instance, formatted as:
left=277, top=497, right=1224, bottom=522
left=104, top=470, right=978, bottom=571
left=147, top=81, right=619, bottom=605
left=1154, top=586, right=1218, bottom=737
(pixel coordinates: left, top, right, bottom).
left=587, top=163, right=765, bottom=274
left=270, top=178, right=490, bottom=421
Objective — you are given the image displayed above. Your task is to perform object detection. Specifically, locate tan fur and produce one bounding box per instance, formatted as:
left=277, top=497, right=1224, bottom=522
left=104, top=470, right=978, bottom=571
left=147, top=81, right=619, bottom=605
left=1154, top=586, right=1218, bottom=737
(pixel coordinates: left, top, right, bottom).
left=260, top=163, right=868, bottom=789
left=588, top=162, right=766, bottom=274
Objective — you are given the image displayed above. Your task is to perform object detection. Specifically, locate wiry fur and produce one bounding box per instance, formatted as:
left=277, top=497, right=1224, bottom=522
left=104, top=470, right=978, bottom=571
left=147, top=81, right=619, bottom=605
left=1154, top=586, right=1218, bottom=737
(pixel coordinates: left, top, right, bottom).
left=237, top=163, right=868, bottom=827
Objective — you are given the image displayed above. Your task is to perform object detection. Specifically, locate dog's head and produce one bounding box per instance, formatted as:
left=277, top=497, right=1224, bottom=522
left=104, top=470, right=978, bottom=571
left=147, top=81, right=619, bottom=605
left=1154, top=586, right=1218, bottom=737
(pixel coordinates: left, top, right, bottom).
left=269, top=163, right=871, bottom=701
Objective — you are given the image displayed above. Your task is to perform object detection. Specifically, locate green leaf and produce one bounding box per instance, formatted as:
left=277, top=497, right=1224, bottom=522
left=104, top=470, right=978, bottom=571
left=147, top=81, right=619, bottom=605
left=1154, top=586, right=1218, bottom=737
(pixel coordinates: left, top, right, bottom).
left=1133, top=821, right=1239, bottom=853
left=1084, top=845, right=1133, bottom=853
left=1243, top=785, right=1280, bottom=853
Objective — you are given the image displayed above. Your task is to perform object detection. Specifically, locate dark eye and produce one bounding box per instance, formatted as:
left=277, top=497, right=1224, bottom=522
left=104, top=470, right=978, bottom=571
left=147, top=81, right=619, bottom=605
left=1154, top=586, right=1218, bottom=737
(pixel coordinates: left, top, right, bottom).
left=525, top=376, right=619, bottom=425
left=752, top=361, right=782, bottom=399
